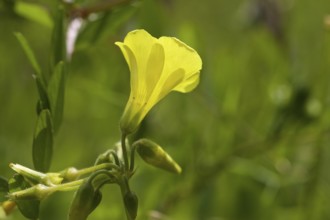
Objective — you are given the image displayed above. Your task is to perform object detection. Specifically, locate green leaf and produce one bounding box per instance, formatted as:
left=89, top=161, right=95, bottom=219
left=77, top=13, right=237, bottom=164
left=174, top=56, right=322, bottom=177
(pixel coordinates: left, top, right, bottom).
left=14, top=1, right=53, bottom=28
left=35, top=77, right=50, bottom=114
left=0, top=176, right=8, bottom=203
left=8, top=174, right=40, bottom=219
left=48, top=61, right=66, bottom=133
left=51, top=5, right=66, bottom=68
left=14, top=33, right=50, bottom=112
left=14, top=32, right=42, bottom=78
left=33, top=109, right=53, bottom=172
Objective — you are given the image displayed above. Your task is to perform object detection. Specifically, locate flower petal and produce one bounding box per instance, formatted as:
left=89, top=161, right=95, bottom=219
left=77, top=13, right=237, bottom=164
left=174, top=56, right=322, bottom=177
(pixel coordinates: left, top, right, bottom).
left=157, top=68, right=185, bottom=101
left=145, top=42, right=165, bottom=98
left=120, top=29, right=157, bottom=80
left=116, top=29, right=202, bottom=134
left=115, top=43, right=138, bottom=95
left=159, top=37, right=202, bottom=93
left=174, top=71, right=200, bottom=93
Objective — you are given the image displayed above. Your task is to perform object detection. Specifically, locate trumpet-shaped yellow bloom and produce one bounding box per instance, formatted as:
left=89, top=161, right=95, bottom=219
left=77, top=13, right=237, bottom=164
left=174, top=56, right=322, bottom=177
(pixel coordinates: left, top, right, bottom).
left=116, top=29, right=202, bottom=134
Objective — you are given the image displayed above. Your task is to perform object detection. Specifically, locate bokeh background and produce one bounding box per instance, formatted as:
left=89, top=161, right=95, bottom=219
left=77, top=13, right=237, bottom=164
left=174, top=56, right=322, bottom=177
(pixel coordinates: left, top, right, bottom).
left=1, top=0, right=330, bottom=219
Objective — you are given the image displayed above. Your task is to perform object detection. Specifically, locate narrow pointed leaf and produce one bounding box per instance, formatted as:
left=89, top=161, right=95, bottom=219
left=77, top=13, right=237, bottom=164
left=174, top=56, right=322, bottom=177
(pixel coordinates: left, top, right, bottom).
left=35, top=77, right=50, bottom=114
left=51, top=5, right=66, bottom=68
left=14, top=1, right=53, bottom=28
left=33, top=109, right=53, bottom=172
left=48, top=61, right=66, bottom=133
left=14, top=32, right=42, bottom=77
left=14, top=33, right=50, bottom=112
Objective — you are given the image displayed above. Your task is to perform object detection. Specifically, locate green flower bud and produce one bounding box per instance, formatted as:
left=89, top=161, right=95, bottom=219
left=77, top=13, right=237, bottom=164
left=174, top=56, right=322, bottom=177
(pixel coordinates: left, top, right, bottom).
left=124, top=191, right=138, bottom=220
left=60, top=167, right=79, bottom=181
left=134, top=139, right=182, bottom=174
left=68, top=179, right=102, bottom=220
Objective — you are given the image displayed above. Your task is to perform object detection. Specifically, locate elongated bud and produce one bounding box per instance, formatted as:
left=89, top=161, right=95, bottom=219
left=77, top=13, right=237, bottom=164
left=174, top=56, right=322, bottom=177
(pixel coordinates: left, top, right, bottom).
left=134, top=139, right=182, bottom=174
left=124, top=191, right=138, bottom=220
left=68, top=179, right=102, bottom=220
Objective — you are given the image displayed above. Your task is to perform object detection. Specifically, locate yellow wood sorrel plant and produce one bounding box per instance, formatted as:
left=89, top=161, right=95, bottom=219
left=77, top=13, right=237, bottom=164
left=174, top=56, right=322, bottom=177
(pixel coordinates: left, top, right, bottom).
left=0, top=2, right=202, bottom=220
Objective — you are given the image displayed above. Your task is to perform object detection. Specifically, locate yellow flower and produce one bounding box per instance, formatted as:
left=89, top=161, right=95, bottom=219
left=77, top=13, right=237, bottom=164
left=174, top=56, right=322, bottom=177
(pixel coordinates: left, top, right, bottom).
left=115, top=29, right=202, bottom=134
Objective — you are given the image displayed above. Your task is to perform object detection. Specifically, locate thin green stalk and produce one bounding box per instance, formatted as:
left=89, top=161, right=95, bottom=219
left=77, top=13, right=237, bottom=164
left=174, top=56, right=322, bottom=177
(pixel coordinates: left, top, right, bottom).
left=75, top=163, right=120, bottom=177
left=8, top=179, right=85, bottom=200
left=129, top=143, right=137, bottom=172
left=121, top=133, right=129, bottom=172
left=53, top=179, right=84, bottom=191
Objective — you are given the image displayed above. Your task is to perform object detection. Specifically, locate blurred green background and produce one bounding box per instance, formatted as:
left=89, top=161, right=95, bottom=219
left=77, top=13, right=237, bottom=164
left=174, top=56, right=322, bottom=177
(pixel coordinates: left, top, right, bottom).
left=1, top=0, right=330, bottom=219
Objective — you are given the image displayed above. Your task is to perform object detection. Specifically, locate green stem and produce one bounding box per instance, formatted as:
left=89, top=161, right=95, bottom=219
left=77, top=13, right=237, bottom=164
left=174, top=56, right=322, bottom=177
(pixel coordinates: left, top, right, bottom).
left=129, top=143, right=137, bottom=172
left=109, top=151, right=120, bottom=166
left=89, top=170, right=119, bottom=188
left=9, top=179, right=85, bottom=200
left=121, top=133, right=129, bottom=172
left=53, top=179, right=85, bottom=192
left=10, top=167, right=122, bottom=200
left=75, top=163, right=120, bottom=177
